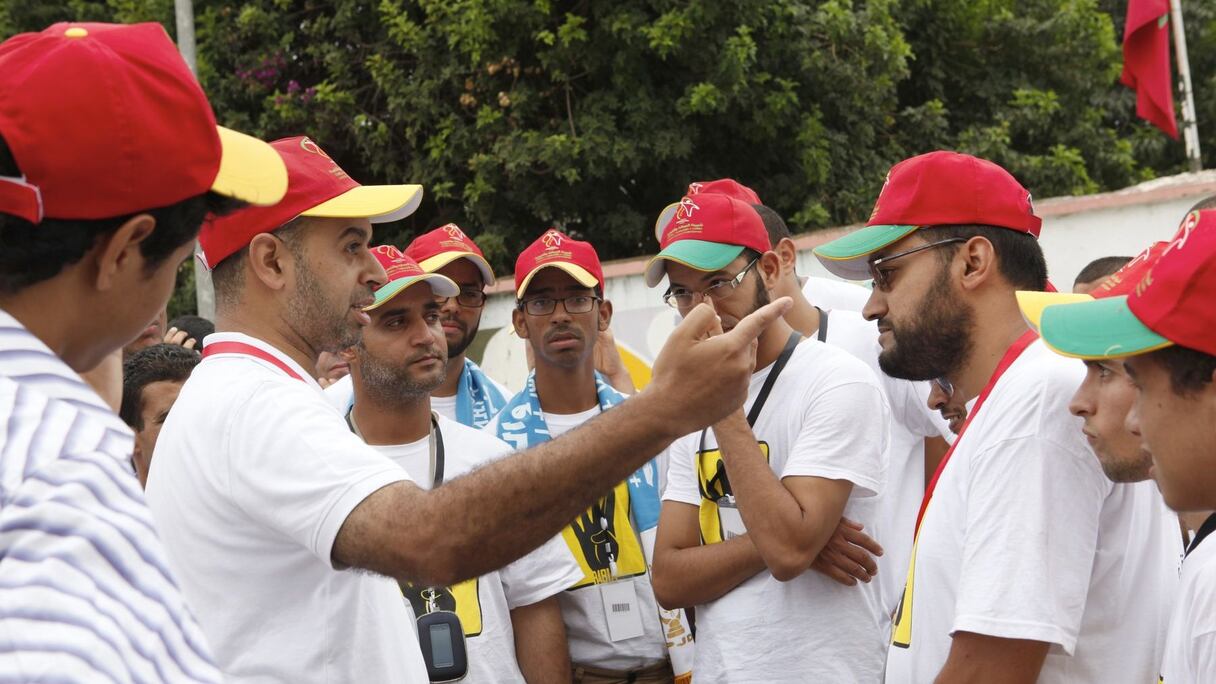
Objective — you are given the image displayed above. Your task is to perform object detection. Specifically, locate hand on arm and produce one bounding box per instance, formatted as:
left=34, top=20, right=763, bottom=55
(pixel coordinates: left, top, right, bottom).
left=935, top=632, right=1049, bottom=684
left=713, top=410, right=854, bottom=582
left=333, top=300, right=793, bottom=586
left=650, top=501, right=767, bottom=609
left=510, top=596, right=570, bottom=682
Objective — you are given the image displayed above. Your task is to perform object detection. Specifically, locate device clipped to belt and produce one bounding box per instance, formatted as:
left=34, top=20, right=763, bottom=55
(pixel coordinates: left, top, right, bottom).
left=347, top=410, right=468, bottom=682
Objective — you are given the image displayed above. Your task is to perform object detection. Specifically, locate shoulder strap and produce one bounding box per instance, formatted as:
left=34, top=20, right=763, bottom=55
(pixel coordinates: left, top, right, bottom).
left=816, top=307, right=829, bottom=342
left=699, top=331, right=803, bottom=454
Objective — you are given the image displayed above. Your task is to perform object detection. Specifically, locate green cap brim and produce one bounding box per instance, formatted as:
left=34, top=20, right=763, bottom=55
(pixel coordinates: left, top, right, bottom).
left=812, top=224, right=921, bottom=280
left=644, top=240, right=745, bottom=287
left=366, top=273, right=459, bottom=311
left=1038, top=295, right=1174, bottom=360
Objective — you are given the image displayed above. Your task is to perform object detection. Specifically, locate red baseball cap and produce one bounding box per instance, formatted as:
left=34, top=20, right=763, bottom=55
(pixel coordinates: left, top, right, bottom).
left=1018, top=240, right=1169, bottom=331
left=1037, top=209, right=1216, bottom=359
left=365, top=245, right=458, bottom=310
left=513, top=229, right=604, bottom=298
left=0, top=22, right=286, bottom=224
left=644, top=193, right=771, bottom=287
left=404, top=223, right=495, bottom=285
left=814, top=151, right=1042, bottom=279
left=199, top=136, right=423, bottom=268
left=654, top=179, right=762, bottom=241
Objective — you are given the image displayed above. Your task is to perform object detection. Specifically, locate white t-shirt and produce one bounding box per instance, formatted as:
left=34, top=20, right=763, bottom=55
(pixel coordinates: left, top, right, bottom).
left=372, top=416, right=583, bottom=683
left=146, top=333, right=426, bottom=683
left=664, top=338, right=890, bottom=681
left=484, top=405, right=671, bottom=671
left=885, top=340, right=1182, bottom=683
left=431, top=372, right=510, bottom=424
left=816, top=308, right=950, bottom=615
left=803, top=275, right=872, bottom=312
left=1160, top=516, right=1216, bottom=682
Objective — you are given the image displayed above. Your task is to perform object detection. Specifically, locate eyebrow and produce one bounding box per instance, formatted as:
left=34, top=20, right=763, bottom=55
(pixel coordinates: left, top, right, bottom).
left=339, top=225, right=370, bottom=243
left=1122, top=359, right=1139, bottom=379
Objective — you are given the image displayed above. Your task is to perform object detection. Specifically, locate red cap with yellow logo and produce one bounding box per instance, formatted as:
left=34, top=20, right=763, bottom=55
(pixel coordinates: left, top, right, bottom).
left=405, top=224, right=495, bottom=285
left=199, top=136, right=423, bottom=268
left=365, top=245, right=458, bottom=310
left=513, top=229, right=604, bottom=298
left=644, top=193, right=770, bottom=287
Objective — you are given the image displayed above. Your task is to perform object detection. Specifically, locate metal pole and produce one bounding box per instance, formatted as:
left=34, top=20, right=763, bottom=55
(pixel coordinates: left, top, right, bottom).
left=1170, top=0, right=1203, bottom=172
left=174, top=0, right=216, bottom=320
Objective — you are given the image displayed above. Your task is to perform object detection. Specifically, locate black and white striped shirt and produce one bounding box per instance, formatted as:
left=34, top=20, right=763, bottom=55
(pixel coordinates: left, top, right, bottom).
left=0, top=310, right=221, bottom=683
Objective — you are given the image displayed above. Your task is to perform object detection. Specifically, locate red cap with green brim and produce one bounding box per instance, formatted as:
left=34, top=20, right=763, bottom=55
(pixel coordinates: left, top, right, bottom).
left=645, top=193, right=770, bottom=287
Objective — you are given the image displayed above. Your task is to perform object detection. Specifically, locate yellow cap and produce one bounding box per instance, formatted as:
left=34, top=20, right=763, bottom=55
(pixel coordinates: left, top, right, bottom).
left=64, top=27, right=88, bottom=38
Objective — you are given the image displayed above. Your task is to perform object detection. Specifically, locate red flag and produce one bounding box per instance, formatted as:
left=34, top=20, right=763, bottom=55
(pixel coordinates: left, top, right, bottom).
left=1121, top=0, right=1178, bottom=138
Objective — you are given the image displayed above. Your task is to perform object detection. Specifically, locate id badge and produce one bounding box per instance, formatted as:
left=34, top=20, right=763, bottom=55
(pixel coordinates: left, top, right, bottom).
left=599, top=579, right=645, bottom=642
left=719, top=496, right=747, bottom=540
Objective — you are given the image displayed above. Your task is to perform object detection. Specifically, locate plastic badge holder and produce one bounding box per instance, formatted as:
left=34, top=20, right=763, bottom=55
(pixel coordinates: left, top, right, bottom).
left=417, top=610, right=468, bottom=682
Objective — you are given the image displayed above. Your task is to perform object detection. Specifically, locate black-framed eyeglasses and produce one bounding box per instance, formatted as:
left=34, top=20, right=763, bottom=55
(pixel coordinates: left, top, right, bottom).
left=662, top=257, right=759, bottom=309
left=868, top=238, right=967, bottom=291
left=518, top=294, right=602, bottom=316
left=450, top=289, right=487, bottom=308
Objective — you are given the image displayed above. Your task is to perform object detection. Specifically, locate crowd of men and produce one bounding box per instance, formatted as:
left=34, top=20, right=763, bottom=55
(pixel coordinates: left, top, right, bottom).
left=2, top=20, right=1214, bottom=684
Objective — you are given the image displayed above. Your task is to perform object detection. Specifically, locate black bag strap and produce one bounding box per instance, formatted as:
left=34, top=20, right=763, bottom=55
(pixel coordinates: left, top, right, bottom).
left=699, top=330, right=803, bottom=455
left=816, top=307, right=829, bottom=342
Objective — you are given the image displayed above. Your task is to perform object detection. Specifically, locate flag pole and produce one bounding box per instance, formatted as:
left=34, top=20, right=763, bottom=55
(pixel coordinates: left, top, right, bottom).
left=1170, top=0, right=1202, bottom=172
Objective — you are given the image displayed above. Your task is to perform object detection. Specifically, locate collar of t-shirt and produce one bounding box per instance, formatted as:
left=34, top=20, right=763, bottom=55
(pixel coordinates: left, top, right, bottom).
left=0, top=308, right=130, bottom=433
left=1187, top=513, right=1216, bottom=557
left=541, top=405, right=601, bottom=437
left=201, top=332, right=321, bottom=391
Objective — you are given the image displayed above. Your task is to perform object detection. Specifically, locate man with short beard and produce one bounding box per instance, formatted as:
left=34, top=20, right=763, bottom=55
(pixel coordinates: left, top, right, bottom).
left=342, top=245, right=581, bottom=682
left=649, top=193, right=890, bottom=682
left=814, top=151, right=1177, bottom=683
left=145, top=137, right=783, bottom=683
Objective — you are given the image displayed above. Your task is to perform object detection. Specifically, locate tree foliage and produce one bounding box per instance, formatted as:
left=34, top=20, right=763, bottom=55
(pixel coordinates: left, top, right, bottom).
left=3, top=0, right=1214, bottom=280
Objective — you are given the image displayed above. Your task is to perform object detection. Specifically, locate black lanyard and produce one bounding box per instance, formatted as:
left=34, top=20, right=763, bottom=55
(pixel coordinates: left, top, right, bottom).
left=699, top=329, right=804, bottom=455
left=347, top=410, right=446, bottom=487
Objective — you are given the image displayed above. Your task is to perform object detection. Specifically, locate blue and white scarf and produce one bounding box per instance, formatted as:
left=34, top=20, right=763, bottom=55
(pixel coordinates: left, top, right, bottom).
left=494, top=371, right=661, bottom=531
left=456, top=358, right=506, bottom=429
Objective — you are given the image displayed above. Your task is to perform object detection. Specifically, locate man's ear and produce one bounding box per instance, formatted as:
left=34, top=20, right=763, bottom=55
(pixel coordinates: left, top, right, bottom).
left=774, top=237, right=799, bottom=278
left=958, top=236, right=998, bottom=292
left=598, top=299, right=613, bottom=332
left=93, top=214, right=157, bottom=291
left=247, top=233, right=294, bottom=292
left=758, top=250, right=782, bottom=291
left=512, top=307, right=529, bottom=339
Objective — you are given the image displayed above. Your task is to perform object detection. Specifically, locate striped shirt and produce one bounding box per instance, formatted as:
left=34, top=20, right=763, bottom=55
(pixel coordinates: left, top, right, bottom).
left=0, top=309, right=221, bottom=683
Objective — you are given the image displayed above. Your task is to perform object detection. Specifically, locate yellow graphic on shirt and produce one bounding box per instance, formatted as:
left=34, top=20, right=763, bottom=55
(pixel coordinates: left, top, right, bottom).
left=564, top=481, right=647, bottom=589
left=891, top=535, right=918, bottom=648
left=695, top=442, right=770, bottom=544
left=402, top=577, right=483, bottom=637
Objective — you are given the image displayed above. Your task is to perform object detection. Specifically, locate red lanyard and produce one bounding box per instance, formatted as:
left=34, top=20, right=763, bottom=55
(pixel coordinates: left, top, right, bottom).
left=913, top=329, right=1039, bottom=536
left=202, top=341, right=308, bottom=383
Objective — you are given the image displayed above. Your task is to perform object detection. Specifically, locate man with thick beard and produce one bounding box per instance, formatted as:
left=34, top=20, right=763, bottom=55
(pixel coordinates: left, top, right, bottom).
left=813, top=151, right=1178, bottom=683
left=648, top=193, right=890, bottom=682
left=145, top=137, right=788, bottom=683
left=342, top=246, right=581, bottom=682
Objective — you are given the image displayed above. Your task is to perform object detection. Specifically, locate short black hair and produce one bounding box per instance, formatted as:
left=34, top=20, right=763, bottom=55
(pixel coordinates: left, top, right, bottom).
left=0, top=137, right=241, bottom=295
left=167, top=314, right=215, bottom=344
left=918, top=224, right=1048, bottom=291
left=752, top=204, right=792, bottom=244
left=211, top=216, right=308, bottom=308
left=1074, top=256, right=1132, bottom=287
left=119, top=344, right=200, bottom=430
left=1150, top=344, right=1216, bottom=397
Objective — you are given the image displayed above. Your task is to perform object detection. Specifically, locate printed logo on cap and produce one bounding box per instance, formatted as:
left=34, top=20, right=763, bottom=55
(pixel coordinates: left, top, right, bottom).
left=444, top=224, right=467, bottom=239
left=298, top=137, right=350, bottom=182
left=541, top=229, right=563, bottom=249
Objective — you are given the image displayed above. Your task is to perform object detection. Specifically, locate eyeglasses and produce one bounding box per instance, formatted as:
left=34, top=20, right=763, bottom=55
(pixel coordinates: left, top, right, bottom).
left=662, top=258, right=759, bottom=309
left=932, top=377, right=953, bottom=396
left=518, top=294, right=602, bottom=316
left=450, top=289, right=487, bottom=308
left=867, top=238, right=967, bottom=291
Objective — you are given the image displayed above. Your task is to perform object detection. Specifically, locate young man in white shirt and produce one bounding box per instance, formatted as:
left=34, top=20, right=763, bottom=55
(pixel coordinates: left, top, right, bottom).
left=147, top=137, right=784, bottom=683
left=648, top=192, right=890, bottom=682
left=814, top=150, right=1178, bottom=683
left=1034, top=208, right=1216, bottom=682
left=341, top=244, right=581, bottom=682
left=485, top=229, right=680, bottom=683
left=119, top=343, right=201, bottom=488
left=0, top=22, right=289, bottom=683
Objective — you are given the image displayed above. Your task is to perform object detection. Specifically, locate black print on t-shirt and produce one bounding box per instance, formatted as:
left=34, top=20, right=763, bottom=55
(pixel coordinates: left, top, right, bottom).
left=570, top=489, right=619, bottom=574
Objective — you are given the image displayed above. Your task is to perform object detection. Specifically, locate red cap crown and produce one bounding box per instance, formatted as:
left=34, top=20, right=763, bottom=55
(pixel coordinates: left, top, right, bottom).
left=660, top=193, right=771, bottom=253
left=868, top=151, right=1042, bottom=237
left=0, top=23, right=223, bottom=222
left=406, top=224, right=487, bottom=262
left=371, top=245, right=425, bottom=283
left=1126, top=210, right=1216, bottom=354
left=1091, top=241, right=1169, bottom=299
left=200, top=137, right=357, bottom=268
left=514, top=229, right=604, bottom=296
left=685, top=179, right=760, bottom=204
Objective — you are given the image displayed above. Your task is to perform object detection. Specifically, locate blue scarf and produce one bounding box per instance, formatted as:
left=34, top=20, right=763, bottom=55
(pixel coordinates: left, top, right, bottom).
left=495, top=371, right=661, bottom=531
left=456, top=358, right=506, bottom=429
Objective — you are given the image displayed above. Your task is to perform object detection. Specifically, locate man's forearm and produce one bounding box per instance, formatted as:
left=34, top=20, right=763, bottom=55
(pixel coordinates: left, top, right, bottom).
left=511, top=596, right=570, bottom=681
left=419, top=392, right=683, bottom=584
left=651, top=535, right=766, bottom=609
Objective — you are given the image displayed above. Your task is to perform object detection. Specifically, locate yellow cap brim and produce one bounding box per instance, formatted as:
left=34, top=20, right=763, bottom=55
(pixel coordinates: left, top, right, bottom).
left=516, top=263, right=599, bottom=298
left=302, top=184, right=424, bottom=223
left=1015, top=291, right=1094, bottom=332
left=419, top=251, right=496, bottom=286
left=211, top=126, right=289, bottom=206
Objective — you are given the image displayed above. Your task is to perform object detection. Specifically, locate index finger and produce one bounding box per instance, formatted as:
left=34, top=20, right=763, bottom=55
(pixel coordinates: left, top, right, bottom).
left=720, top=297, right=792, bottom=347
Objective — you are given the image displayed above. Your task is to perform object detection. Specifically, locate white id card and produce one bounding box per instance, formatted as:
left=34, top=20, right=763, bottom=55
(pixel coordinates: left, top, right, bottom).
left=719, top=498, right=747, bottom=540
left=600, top=579, right=645, bottom=642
